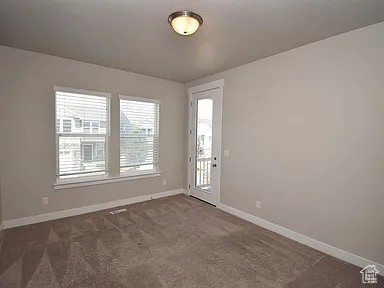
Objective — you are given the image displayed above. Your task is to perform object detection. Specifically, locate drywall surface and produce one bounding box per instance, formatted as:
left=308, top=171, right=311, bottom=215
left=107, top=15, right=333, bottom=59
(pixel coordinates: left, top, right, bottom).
left=0, top=46, right=187, bottom=221
left=187, top=22, right=384, bottom=264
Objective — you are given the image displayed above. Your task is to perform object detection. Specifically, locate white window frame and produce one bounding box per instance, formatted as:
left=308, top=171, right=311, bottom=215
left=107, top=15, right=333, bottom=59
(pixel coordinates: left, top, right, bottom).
left=53, top=88, right=162, bottom=190
left=54, top=86, right=111, bottom=183
left=119, top=95, right=160, bottom=177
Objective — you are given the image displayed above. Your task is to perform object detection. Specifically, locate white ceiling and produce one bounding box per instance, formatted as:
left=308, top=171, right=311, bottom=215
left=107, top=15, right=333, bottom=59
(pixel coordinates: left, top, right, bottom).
left=1, top=0, right=383, bottom=83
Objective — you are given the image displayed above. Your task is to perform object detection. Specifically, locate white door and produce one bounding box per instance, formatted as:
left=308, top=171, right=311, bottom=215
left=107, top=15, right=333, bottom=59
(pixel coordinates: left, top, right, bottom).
left=188, top=80, right=224, bottom=206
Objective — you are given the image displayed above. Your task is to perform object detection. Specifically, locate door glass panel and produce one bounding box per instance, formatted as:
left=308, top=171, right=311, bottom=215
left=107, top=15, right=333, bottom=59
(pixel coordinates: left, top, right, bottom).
left=195, top=99, right=213, bottom=192
left=83, top=144, right=93, bottom=161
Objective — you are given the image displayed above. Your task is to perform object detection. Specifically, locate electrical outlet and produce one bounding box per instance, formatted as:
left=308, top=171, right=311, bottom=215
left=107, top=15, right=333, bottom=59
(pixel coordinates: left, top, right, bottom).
left=42, top=197, right=49, bottom=205
left=224, top=149, right=230, bottom=157
left=162, top=178, right=167, bottom=186
left=255, top=201, right=261, bottom=209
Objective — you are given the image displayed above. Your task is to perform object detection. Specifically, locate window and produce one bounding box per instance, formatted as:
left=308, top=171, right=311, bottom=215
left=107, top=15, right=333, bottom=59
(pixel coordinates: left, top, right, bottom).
left=119, top=96, right=159, bottom=174
left=92, top=122, right=99, bottom=133
left=55, top=87, right=110, bottom=180
left=54, top=87, right=161, bottom=188
left=83, top=121, right=90, bottom=133
left=62, top=119, right=72, bottom=132
left=74, top=118, right=82, bottom=128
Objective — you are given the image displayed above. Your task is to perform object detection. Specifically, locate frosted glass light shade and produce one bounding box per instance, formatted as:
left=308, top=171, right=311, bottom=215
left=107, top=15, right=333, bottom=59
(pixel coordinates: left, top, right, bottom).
left=168, top=11, right=203, bottom=36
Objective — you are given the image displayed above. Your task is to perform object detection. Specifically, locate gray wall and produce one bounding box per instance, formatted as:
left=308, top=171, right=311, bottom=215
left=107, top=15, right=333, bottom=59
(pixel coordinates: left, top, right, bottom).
left=0, top=46, right=187, bottom=221
left=0, top=111, right=2, bottom=227
left=187, top=22, right=384, bottom=264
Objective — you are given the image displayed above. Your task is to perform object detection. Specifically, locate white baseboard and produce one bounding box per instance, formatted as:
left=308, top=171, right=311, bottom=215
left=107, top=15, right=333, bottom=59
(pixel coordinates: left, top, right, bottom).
left=3, top=189, right=187, bottom=229
left=217, top=203, right=384, bottom=275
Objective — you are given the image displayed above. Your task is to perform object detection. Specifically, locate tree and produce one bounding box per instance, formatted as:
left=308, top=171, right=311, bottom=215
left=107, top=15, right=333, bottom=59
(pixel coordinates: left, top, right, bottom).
left=121, top=125, right=150, bottom=169
left=196, top=138, right=204, bottom=158
left=120, top=113, right=150, bottom=169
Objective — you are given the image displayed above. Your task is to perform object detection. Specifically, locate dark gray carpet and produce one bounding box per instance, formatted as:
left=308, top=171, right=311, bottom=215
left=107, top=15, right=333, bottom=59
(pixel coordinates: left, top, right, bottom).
left=0, top=194, right=382, bottom=287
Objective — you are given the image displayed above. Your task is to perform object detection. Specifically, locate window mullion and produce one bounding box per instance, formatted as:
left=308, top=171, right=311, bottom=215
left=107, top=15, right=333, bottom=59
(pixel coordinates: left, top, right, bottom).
left=108, top=94, right=120, bottom=177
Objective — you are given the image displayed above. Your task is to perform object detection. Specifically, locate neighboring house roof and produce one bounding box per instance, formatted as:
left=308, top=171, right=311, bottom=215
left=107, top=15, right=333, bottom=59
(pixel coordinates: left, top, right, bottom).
left=57, top=105, right=133, bottom=134
left=120, top=110, right=132, bottom=135
left=57, top=105, right=107, bottom=122
left=56, top=105, right=78, bottom=119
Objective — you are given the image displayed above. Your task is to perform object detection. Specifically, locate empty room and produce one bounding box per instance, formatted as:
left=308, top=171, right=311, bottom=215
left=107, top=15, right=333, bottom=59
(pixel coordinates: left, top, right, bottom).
left=0, top=1, right=383, bottom=287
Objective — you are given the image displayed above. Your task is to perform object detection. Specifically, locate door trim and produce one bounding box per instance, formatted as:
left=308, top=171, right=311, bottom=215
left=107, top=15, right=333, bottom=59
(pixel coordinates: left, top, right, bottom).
left=188, top=79, right=225, bottom=95
left=187, top=79, right=224, bottom=205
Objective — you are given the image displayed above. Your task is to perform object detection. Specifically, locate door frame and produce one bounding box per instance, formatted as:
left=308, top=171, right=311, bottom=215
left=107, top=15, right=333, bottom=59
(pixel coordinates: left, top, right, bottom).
left=187, top=79, right=224, bottom=206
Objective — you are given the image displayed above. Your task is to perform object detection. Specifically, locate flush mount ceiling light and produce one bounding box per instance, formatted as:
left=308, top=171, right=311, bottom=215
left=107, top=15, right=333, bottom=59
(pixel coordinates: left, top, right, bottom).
left=168, top=11, right=203, bottom=36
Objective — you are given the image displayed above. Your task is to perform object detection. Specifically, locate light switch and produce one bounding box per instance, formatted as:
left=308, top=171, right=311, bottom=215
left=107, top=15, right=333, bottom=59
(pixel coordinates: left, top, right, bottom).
left=224, top=149, right=230, bottom=157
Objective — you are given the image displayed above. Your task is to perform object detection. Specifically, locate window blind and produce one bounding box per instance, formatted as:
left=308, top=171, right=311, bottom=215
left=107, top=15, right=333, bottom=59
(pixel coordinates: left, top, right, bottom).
left=55, top=89, right=109, bottom=180
left=119, top=97, right=160, bottom=173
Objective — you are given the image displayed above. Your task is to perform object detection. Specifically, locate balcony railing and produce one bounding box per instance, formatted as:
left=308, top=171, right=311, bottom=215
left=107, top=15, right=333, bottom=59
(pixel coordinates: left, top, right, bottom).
left=196, top=157, right=211, bottom=189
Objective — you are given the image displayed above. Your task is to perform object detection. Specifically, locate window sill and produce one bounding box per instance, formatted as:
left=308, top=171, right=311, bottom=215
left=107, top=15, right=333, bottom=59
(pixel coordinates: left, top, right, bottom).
left=53, top=171, right=162, bottom=190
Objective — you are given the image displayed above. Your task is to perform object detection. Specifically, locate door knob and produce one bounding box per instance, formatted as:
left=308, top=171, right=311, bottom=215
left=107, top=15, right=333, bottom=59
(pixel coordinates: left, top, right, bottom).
left=212, top=164, right=217, bottom=167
